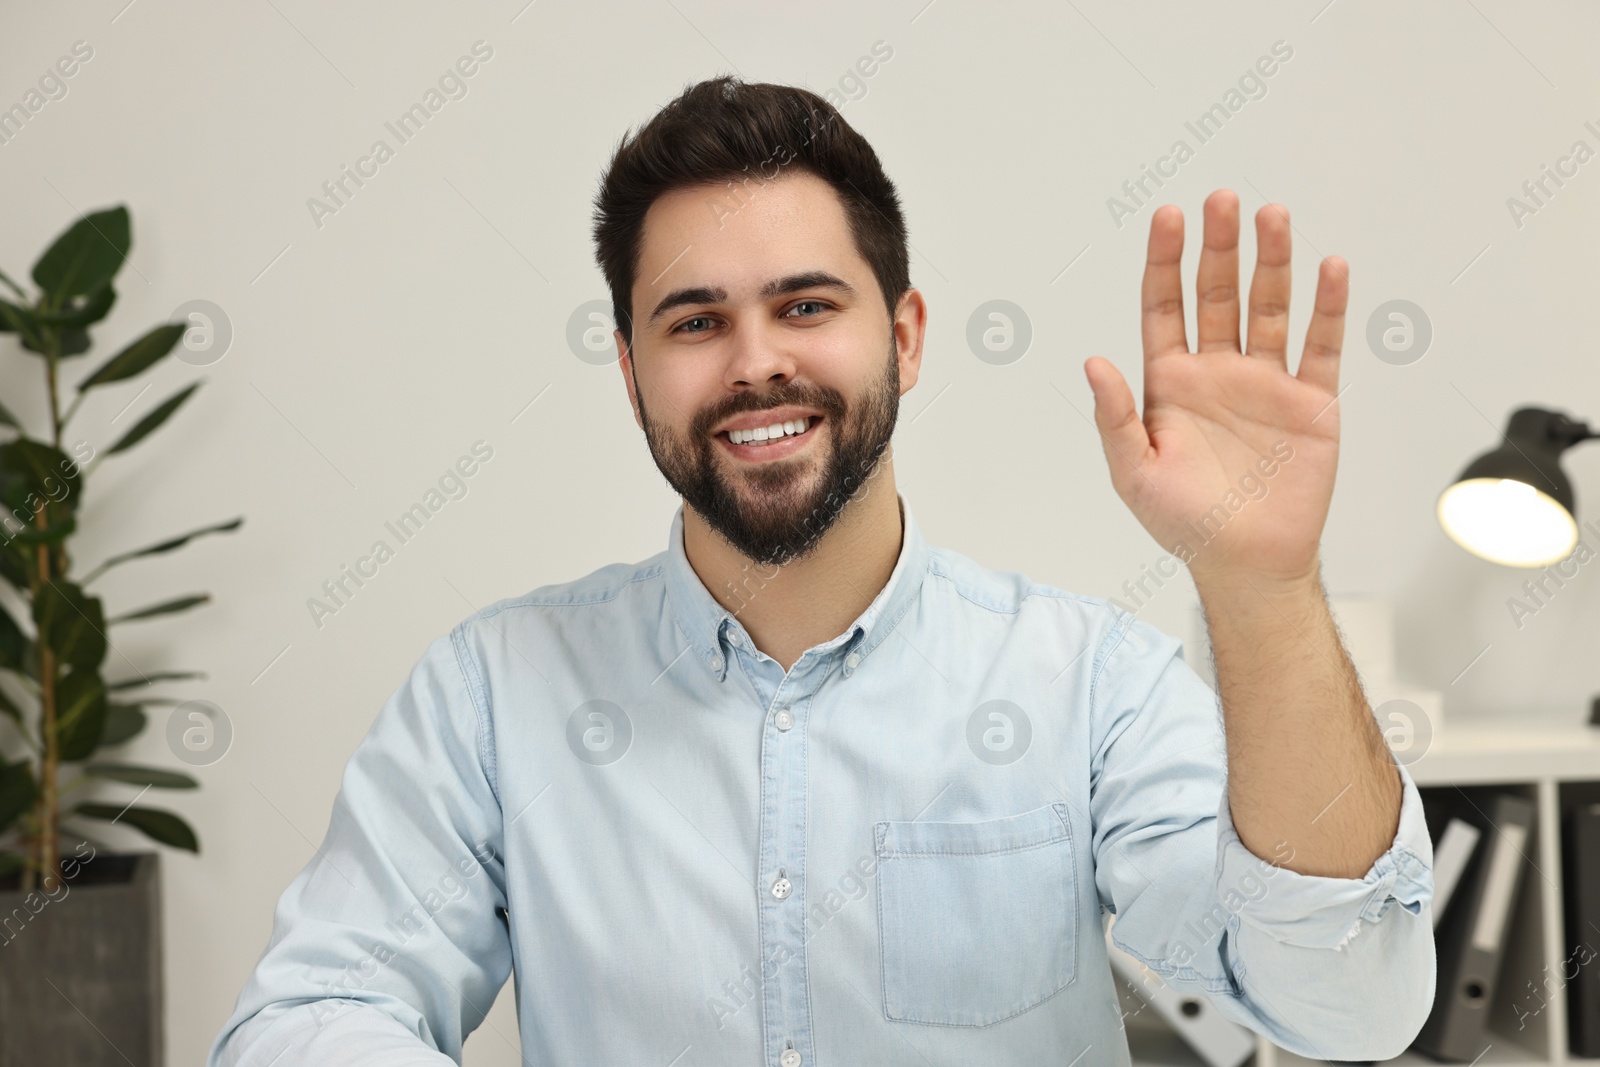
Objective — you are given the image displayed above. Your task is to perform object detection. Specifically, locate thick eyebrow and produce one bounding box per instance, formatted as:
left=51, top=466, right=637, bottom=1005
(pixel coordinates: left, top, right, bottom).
left=644, top=270, right=858, bottom=329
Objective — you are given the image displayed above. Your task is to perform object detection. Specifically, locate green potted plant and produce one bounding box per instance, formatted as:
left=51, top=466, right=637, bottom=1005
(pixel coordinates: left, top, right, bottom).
left=0, top=204, right=242, bottom=1066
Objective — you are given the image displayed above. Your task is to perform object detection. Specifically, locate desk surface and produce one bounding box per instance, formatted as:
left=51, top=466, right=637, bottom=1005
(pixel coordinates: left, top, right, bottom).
left=1409, top=711, right=1600, bottom=784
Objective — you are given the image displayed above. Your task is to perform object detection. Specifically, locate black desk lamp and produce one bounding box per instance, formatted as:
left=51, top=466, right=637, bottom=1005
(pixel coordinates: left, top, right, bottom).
left=1437, top=406, right=1599, bottom=720
left=1438, top=407, right=1596, bottom=567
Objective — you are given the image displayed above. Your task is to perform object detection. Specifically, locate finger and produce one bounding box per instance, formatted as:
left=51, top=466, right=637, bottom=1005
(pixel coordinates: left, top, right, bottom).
left=1195, top=190, right=1242, bottom=353
left=1084, top=355, right=1152, bottom=483
left=1297, top=256, right=1349, bottom=395
left=1141, top=205, right=1188, bottom=359
left=1245, top=203, right=1293, bottom=367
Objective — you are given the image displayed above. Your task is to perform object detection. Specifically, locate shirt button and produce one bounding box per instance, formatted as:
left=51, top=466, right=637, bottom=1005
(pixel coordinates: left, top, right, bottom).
left=771, top=875, right=792, bottom=900
left=709, top=653, right=723, bottom=670
left=727, top=630, right=742, bottom=647
left=844, top=652, right=860, bottom=670
left=774, top=708, right=794, bottom=731
left=780, top=1049, right=801, bottom=1067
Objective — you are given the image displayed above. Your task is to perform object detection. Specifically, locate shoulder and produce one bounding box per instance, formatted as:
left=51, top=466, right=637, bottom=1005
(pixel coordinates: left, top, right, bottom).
left=446, top=550, right=669, bottom=644
left=923, top=542, right=1185, bottom=676
left=924, top=541, right=1122, bottom=626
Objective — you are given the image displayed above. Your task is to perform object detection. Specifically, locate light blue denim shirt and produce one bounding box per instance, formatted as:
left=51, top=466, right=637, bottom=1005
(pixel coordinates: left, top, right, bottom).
left=209, top=492, right=1435, bottom=1067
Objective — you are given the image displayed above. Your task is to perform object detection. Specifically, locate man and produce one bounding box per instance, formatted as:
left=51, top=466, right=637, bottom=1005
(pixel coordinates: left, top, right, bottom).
left=210, top=76, right=1434, bottom=1066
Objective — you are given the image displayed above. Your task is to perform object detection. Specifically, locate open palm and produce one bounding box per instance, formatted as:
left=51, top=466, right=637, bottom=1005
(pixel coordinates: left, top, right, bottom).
left=1084, top=190, right=1347, bottom=587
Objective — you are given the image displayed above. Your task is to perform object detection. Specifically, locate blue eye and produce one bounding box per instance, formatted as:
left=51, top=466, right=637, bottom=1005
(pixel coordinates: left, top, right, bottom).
left=674, top=316, right=715, bottom=335
left=786, top=300, right=829, bottom=318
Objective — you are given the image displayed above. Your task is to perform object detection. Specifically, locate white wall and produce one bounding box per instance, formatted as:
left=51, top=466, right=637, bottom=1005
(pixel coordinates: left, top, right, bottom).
left=2, top=1, right=1597, bottom=1063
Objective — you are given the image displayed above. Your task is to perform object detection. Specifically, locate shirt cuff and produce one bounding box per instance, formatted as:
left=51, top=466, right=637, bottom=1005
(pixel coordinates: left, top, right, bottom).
left=1214, top=758, right=1434, bottom=950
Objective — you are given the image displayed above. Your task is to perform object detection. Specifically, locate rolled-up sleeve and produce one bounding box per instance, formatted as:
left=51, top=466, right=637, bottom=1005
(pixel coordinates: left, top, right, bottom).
left=206, top=626, right=513, bottom=1067
left=1215, top=757, right=1434, bottom=947
left=1089, top=609, right=1436, bottom=1062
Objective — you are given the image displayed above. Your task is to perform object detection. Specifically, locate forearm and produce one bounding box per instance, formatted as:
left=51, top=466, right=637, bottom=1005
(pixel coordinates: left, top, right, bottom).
left=1194, top=559, right=1401, bottom=879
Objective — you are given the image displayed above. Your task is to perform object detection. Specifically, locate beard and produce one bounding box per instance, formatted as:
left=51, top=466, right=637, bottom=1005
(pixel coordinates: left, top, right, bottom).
left=634, top=333, right=900, bottom=569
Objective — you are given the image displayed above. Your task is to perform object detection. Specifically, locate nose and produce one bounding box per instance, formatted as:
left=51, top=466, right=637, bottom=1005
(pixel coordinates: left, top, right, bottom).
left=722, top=317, right=799, bottom=391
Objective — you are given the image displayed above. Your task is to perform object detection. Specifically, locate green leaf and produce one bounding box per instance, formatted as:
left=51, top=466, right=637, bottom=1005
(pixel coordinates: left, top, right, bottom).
left=0, top=635, right=36, bottom=683
left=107, top=382, right=200, bottom=455
left=84, top=519, right=241, bottom=584
left=0, top=544, right=30, bottom=593
left=0, top=679, right=25, bottom=728
left=54, top=668, right=107, bottom=761
left=97, top=703, right=146, bottom=746
left=0, top=758, right=37, bottom=834
left=0, top=396, right=19, bottom=430
left=32, top=206, right=130, bottom=305
left=0, top=298, right=39, bottom=338
left=0, top=439, right=84, bottom=516
left=39, top=281, right=115, bottom=329
left=33, top=580, right=107, bottom=670
left=76, top=322, right=184, bottom=391
left=0, top=601, right=26, bottom=674
left=8, top=513, right=75, bottom=545
left=21, top=327, right=89, bottom=357
left=83, top=761, right=197, bottom=789
left=73, top=802, right=198, bottom=852
left=106, top=593, right=208, bottom=624
left=106, top=670, right=206, bottom=691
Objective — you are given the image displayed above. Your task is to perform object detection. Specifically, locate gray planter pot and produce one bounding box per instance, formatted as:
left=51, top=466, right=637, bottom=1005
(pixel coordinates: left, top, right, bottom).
left=0, top=851, right=163, bottom=1066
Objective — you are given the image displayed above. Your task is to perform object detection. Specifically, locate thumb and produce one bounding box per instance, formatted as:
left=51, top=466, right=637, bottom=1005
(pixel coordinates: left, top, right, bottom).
left=1083, top=356, right=1149, bottom=478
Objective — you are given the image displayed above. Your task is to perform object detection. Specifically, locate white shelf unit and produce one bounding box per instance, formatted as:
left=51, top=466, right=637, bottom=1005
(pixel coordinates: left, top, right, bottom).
left=1129, top=714, right=1600, bottom=1067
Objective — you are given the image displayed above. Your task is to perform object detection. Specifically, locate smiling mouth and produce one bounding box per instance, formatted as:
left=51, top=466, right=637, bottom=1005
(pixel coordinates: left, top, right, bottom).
left=715, top=414, right=824, bottom=460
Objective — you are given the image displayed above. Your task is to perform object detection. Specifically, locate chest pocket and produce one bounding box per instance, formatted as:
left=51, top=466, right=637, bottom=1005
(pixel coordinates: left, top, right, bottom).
left=874, top=802, right=1078, bottom=1027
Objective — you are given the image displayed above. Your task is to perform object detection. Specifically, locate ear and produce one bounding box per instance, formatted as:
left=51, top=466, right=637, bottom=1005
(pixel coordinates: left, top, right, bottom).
left=615, top=329, right=644, bottom=431
left=891, top=288, right=928, bottom=397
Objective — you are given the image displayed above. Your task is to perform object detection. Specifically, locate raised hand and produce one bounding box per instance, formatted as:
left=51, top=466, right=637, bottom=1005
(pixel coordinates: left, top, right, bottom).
left=1083, top=189, right=1347, bottom=589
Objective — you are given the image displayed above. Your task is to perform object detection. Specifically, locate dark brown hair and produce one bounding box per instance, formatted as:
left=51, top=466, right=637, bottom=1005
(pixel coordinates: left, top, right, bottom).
left=591, top=75, right=911, bottom=352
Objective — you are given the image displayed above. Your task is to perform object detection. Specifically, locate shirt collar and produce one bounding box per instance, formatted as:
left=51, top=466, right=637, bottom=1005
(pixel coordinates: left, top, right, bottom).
left=663, top=491, right=928, bottom=681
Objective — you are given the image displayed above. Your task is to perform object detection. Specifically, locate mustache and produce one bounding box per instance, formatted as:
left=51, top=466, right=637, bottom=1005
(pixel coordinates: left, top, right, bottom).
left=693, top=386, right=847, bottom=438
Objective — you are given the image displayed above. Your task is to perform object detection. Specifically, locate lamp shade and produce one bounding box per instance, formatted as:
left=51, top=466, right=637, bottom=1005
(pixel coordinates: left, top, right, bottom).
left=1438, top=407, right=1593, bottom=567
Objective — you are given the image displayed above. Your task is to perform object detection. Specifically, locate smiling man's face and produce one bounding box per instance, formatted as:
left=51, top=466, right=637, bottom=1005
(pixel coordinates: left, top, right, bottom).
left=617, top=169, right=921, bottom=567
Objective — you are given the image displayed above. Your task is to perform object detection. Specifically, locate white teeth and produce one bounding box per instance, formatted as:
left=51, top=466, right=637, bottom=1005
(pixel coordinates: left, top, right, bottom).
left=729, top=417, right=811, bottom=446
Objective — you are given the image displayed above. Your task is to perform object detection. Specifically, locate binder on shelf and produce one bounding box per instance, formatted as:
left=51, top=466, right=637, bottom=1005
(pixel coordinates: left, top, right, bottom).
left=1431, top=818, right=1483, bottom=928
left=1562, top=801, right=1600, bottom=1057
left=1411, top=791, right=1535, bottom=1062
left=1106, top=927, right=1255, bottom=1067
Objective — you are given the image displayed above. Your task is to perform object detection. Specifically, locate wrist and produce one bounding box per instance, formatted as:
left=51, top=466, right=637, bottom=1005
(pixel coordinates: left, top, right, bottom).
left=1191, top=557, right=1324, bottom=604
